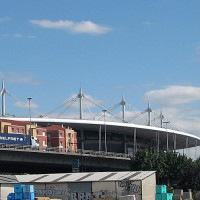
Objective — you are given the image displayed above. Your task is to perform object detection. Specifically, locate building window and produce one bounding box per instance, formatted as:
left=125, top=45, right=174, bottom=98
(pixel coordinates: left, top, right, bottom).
left=22, top=129, right=24, bottom=134
left=43, top=140, right=46, bottom=146
left=12, top=128, right=14, bottom=133
left=59, top=133, right=62, bottom=138
left=68, top=133, right=71, bottom=139
left=59, top=142, right=63, bottom=147
left=17, top=129, right=19, bottom=133
left=42, top=131, right=45, bottom=136
left=47, top=134, right=51, bottom=138
left=48, top=142, right=51, bottom=147
left=37, top=131, right=39, bottom=135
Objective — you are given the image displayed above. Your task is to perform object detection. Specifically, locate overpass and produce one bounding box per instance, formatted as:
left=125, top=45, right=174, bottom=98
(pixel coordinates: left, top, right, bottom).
left=0, top=148, right=131, bottom=174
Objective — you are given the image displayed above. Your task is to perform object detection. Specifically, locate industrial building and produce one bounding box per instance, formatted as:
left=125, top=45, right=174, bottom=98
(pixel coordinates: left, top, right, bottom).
left=0, top=171, right=156, bottom=200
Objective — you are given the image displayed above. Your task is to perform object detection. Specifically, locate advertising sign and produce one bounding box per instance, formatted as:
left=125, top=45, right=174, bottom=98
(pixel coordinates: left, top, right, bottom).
left=0, top=133, right=31, bottom=145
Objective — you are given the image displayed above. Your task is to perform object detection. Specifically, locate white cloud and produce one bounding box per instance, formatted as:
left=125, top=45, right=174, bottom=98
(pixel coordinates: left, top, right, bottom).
left=13, top=33, right=22, bottom=38
left=14, top=101, right=39, bottom=109
left=29, top=20, right=112, bottom=35
left=144, top=86, right=200, bottom=106
left=142, top=86, right=200, bottom=136
left=0, top=17, right=10, bottom=23
left=0, top=71, right=42, bottom=85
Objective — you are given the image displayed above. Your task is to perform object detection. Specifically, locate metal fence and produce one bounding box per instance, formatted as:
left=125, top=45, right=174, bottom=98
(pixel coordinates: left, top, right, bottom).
left=0, top=144, right=132, bottom=159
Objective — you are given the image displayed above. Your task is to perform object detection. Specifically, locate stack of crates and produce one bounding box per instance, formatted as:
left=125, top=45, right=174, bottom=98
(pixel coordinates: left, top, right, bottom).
left=156, top=185, right=173, bottom=200
left=22, top=185, right=35, bottom=200
left=7, top=184, right=35, bottom=200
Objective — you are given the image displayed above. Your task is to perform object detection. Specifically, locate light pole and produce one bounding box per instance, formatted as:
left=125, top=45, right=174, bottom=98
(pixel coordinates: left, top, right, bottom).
left=163, top=121, right=170, bottom=152
left=102, top=110, right=107, bottom=153
left=27, top=97, right=32, bottom=135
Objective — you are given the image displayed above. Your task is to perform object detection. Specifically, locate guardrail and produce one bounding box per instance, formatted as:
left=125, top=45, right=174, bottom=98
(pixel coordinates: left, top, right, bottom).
left=0, top=144, right=132, bottom=159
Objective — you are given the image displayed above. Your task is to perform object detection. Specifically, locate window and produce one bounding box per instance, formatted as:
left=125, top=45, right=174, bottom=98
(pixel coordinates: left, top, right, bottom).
left=47, top=134, right=51, bottom=138
left=68, top=133, right=71, bottom=139
left=37, top=131, right=39, bottom=135
left=59, top=142, right=63, bottom=147
left=12, top=128, right=14, bottom=133
left=17, top=129, right=19, bottom=133
left=42, top=131, right=45, bottom=136
left=22, top=129, right=24, bottom=134
left=43, top=140, right=46, bottom=146
left=59, top=133, right=63, bottom=138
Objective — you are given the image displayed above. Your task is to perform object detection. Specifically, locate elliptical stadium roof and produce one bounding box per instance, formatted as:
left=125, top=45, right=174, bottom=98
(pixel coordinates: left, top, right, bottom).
left=2, top=117, right=200, bottom=150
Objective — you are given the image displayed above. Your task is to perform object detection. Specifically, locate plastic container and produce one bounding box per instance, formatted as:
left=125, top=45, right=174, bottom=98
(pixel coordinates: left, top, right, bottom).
left=156, top=185, right=167, bottom=194
left=23, top=185, right=34, bottom=193
left=156, top=193, right=162, bottom=200
left=14, top=184, right=24, bottom=193
left=23, top=192, right=35, bottom=200
left=7, top=193, right=15, bottom=200
left=14, top=192, right=23, bottom=200
left=161, top=193, right=173, bottom=200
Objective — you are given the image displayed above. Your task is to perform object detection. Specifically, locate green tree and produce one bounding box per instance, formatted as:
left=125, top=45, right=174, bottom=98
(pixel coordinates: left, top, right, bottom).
left=131, top=149, right=199, bottom=191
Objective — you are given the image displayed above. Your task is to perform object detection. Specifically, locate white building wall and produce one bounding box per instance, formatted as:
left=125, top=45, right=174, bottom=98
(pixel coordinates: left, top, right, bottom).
left=0, top=184, right=14, bottom=200
left=141, top=174, right=156, bottom=200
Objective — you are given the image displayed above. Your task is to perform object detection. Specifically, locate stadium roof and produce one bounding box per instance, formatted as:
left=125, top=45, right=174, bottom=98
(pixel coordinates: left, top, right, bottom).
left=1, top=117, right=200, bottom=150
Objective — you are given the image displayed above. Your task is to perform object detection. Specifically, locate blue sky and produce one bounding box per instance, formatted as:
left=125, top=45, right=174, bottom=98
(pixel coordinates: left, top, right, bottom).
left=0, top=0, right=200, bottom=145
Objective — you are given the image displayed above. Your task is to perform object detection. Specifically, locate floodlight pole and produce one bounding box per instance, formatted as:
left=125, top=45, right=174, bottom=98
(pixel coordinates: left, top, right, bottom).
left=27, top=97, right=32, bottom=135
left=163, top=121, right=170, bottom=152
left=102, top=109, right=107, bottom=153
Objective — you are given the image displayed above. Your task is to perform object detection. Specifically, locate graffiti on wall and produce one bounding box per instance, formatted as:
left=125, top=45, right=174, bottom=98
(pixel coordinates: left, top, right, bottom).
left=35, top=184, right=92, bottom=200
left=93, top=190, right=116, bottom=199
left=35, top=185, right=70, bottom=197
left=118, top=180, right=141, bottom=195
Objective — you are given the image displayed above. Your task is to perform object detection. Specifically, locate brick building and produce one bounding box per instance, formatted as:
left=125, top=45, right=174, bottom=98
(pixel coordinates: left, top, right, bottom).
left=0, top=119, right=77, bottom=152
left=46, top=125, right=77, bottom=152
left=0, top=119, right=47, bottom=150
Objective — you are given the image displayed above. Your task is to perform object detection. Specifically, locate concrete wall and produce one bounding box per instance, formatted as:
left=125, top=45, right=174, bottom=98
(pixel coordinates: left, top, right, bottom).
left=0, top=184, right=14, bottom=200
left=92, top=182, right=117, bottom=199
left=142, top=174, right=156, bottom=200
left=116, top=180, right=141, bottom=200
left=34, top=183, right=92, bottom=200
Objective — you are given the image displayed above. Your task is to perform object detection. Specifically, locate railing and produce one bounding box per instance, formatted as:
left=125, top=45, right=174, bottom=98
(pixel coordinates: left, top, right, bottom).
left=0, top=144, right=132, bottom=159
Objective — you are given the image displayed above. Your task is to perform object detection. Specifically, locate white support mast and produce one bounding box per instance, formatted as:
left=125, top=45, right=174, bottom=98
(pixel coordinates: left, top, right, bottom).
left=78, top=87, right=83, bottom=119
left=122, top=94, right=126, bottom=123
left=0, top=80, right=8, bottom=117
left=160, top=110, right=164, bottom=128
left=147, top=101, right=152, bottom=126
